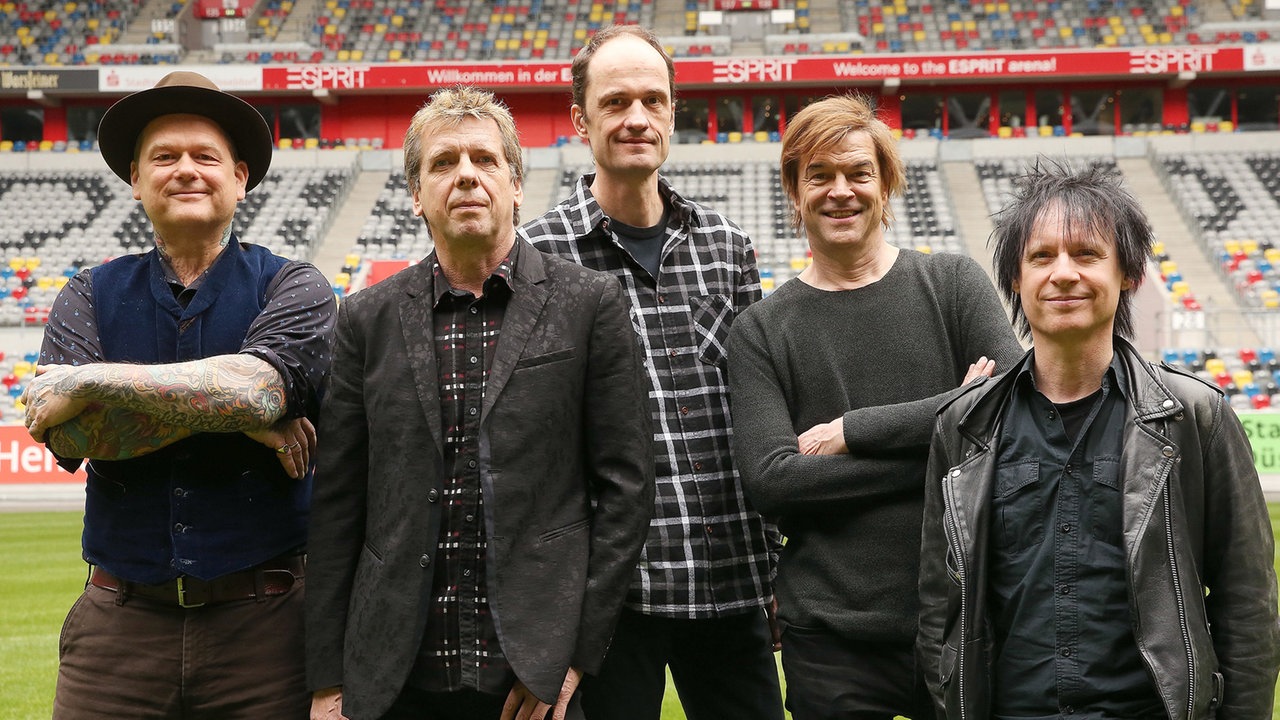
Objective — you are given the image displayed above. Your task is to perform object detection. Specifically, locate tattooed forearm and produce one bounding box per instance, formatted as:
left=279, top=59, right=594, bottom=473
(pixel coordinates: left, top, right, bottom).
left=47, top=406, right=195, bottom=460
left=51, top=355, right=287, bottom=433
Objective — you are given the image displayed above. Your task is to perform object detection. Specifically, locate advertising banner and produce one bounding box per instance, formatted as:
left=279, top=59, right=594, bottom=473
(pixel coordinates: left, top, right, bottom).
left=0, top=425, right=85, bottom=483
left=260, top=46, right=1252, bottom=93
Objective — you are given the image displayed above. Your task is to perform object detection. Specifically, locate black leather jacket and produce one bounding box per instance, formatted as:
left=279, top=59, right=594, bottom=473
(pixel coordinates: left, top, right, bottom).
left=918, top=339, right=1280, bottom=720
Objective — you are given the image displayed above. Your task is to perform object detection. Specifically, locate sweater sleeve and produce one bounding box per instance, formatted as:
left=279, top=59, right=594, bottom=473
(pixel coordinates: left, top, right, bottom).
left=728, top=307, right=928, bottom=517
left=841, top=255, right=1022, bottom=455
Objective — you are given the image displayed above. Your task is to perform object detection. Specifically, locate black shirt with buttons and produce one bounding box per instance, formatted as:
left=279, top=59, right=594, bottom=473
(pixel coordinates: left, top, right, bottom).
left=409, top=244, right=517, bottom=695
left=987, top=351, right=1165, bottom=719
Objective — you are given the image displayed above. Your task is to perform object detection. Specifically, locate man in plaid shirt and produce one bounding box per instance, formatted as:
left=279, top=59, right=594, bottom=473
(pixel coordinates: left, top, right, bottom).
left=518, top=24, right=783, bottom=720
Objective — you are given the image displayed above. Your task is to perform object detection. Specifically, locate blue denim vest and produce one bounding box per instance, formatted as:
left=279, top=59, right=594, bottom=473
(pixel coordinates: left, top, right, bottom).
left=85, top=241, right=308, bottom=584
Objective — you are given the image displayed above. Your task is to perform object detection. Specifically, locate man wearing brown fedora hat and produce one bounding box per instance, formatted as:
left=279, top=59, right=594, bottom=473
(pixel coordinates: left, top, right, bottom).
left=20, top=70, right=335, bottom=719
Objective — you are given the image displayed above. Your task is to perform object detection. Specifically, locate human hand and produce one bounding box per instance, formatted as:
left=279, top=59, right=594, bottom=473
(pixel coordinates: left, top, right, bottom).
left=20, top=365, right=91, bottom=442
left=501, top=667, right=583, bottom=720
left=797, top=417, right=847, bottom=455
left=962, top=356, right=996, bottom=386
left=245, top=416, right=316, bottom=479
left=310, top=687, right=347, bottom=720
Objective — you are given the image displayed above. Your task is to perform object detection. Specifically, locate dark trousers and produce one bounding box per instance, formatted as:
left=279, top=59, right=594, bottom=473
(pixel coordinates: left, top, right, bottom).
left=780, top=625, right=932, bottom=720
left=381, top=687, right=584, bottom=720
left=53, top=581, right=309, bottom=719
left=580, top=607, right=785, bottom=720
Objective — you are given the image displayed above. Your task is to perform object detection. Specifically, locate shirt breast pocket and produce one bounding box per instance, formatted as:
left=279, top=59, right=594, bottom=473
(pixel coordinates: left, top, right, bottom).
left=690, top=294, right=733, bottom=369
left=1087, top=457, right=1123, bottom=548
left=994, top=459, right=1045, bottom=554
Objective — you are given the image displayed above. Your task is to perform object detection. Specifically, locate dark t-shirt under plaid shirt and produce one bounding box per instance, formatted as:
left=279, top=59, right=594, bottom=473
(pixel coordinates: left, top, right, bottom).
left=518, top=174, right=778, bottom=619
left=407, top=245, right=517, bottom=695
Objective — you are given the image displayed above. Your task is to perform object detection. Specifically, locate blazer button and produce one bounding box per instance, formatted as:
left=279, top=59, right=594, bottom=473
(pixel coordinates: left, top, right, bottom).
left=427, top=489, right=440, bottom=502
left=420, top=554, right=431, bottom=568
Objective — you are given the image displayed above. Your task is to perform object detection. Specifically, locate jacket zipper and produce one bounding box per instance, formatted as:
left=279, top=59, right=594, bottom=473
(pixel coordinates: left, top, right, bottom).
left=1160, top=460, right=1195, bottom=719
left=943, top=467, right=970, bottom=720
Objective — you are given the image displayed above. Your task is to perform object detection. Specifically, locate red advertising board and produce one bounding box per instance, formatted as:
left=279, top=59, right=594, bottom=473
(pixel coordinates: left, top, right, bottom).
left=260, top=46, right=1257, bottom=92
left=0, top=425, right=86, bottom=483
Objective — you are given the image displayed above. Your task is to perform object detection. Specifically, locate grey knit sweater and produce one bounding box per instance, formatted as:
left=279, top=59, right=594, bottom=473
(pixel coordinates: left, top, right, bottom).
left=727, top=249, right=1023, bottom=644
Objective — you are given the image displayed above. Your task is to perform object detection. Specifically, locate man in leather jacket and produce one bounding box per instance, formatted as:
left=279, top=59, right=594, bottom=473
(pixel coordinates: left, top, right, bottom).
left=918, top=160, right=1280, bottom=720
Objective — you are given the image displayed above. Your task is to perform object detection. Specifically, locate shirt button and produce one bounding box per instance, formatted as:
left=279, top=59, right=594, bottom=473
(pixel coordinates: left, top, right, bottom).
left=668, top=349, right=678, bottom=358
left=680, top=406, right=690, bottom=415
left=427, top=489, right=440, bottom=502
left=657, top=294, right=666, bottom=304
left=173, top=523, right=185, bottom=533
left=465, top=514, right=476, bottom=523
left=469, top=307, right=478, bottom=315
left=1061, top=647, right=1072, bottom=657
left=469, top=407, right=478, bottom=416
left=463, top=568, right=472, bottom=578
left=467, top=459, right=477, bottom=469
left=705, top=524, right=714, bottom=535
left=1060, top=523, right=1072, bottom=533
left=1063, top=707, right=1074, bottom=715
left=693, top=462, right=703, bottom=471
left=1059, top=585, right=1071, bottom=595
left=420, top=554, right=431, bottom=567
left=173, top=487, right=185, bottom=497
left=1065, top=464, right=1073, bottom=474
left=469, top=355, right=478, bottom=364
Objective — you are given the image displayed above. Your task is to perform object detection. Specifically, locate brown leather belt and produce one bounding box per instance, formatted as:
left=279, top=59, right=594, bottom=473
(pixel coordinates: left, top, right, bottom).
left=88, top=555, right=304, bottom=608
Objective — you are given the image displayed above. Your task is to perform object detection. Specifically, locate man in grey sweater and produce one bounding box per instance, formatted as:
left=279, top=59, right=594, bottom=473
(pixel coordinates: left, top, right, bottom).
left=727, top=94, right=1022, bottom=720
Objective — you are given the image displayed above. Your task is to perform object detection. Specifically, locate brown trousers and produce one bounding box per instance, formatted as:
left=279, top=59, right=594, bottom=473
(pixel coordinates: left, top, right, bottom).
left=52, top=579, right=309, bottom=719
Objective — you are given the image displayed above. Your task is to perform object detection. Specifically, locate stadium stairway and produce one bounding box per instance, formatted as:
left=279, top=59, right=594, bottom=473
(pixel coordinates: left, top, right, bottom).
left=316, top=170, right=389, bottom=278
left=653, top=0, right=688, bottom=38
left=940, top=160, right=999, bottom=285
left=1116, top=156, right=1261, bottom=347
left=121, top=0, right=179, bottom=45
left=274, top=0, right=316, bottom=44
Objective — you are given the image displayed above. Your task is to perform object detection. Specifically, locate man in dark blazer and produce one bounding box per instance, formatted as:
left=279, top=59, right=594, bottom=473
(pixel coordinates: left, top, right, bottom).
left=306, top=86, right=655, bottom=720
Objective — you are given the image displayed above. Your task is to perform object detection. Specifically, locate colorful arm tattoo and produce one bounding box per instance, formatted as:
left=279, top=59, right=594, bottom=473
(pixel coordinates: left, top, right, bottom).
left=55, top=354, right=287, bottom=433
left=46, top=406, right=195, bottom=460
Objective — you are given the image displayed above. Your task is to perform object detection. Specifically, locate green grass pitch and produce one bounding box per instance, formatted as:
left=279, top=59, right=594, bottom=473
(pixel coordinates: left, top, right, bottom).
left=3, top=508, right=1279, bottom=719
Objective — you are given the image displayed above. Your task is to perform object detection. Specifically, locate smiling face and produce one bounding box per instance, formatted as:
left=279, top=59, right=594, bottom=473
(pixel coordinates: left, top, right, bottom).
left=1015, top=202, right=1133, bottom=347
left=130, top=114, right=247, bottom=243
left=410, top=115, right=523, bottom=251
left=797, top=130, right=888, bottom=254
left=571, top=34, right=674, bottom=182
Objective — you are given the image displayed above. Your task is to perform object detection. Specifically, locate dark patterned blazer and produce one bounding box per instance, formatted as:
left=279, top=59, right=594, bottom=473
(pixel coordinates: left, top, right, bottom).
left=306, top=242, right=655, bottom=720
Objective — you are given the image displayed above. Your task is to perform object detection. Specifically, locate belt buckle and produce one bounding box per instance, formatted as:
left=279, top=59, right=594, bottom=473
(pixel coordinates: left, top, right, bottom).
left=176, top=577, right=205, bottom=608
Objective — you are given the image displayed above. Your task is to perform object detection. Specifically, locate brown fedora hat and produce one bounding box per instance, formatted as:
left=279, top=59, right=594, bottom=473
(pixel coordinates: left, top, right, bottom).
left=97, top=71, right=273, bottom=191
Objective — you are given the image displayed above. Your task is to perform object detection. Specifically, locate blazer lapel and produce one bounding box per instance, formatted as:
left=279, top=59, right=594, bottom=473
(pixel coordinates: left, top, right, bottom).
left=399, top=265, right=445, bottom=457
left=482, top=244, right=549, bottom=421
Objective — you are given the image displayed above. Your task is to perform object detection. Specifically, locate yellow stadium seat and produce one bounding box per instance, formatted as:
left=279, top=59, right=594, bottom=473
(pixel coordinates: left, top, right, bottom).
left=8, top=257, right=23, bottom=270
left=0, top=141, right=12, bottom=152
left=37, top=276, right=54, bottom=290
left=1038, top=125, right=1053, bottom=136
left=1170, top=280, right=1190, bottom=300
left=25, top=257, right=40, bottom=270
left=333, top=272, right=351, bottom=287
left=891, top=128, right=903, bottom=139
left=388, top=48, right=402, bottom=61
left=1151, top=241, right=1165, bottom=256
left=1159, top=259, right=1178, bottom=276
left=790, top=257, right=808, bottom=271
left=1190, top=121, right=1206, bottom=133
left=1243, top=238, right=1259, bottom=254
left=997, top=126, right=1013, bottom=138
left=374, top=23, right=386, bottom=33
left=13, top=361, right=33, bottom=378
left=279, top=138, right=292, bottom=150
left=761, top=276, right=775, bottom=293
left=1224, top=239, right=1242, bottom=254
left=872, top=21, right=885, bottom=33
left=1233, top=369, right=1254, bottom=387
left=1219, top=121, right=1234, bottom=132
left=55, top=276, right=68, bottom=289
left=1205, top=357, right=1226, bottom=375
left=350, top=48, right=363, bottom=61
left=728, top=131, right=742, bottom=143
left=336, top=49, right=350, bottom=61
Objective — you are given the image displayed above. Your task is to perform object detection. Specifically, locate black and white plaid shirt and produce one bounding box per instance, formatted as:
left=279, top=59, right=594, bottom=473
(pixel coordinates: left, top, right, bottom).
left=519, top=174, right=777, bottom=618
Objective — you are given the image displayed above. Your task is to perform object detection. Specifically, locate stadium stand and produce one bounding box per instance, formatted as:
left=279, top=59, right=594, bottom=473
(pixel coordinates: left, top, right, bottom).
left=1155, top=149, right=1280, bottom=312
